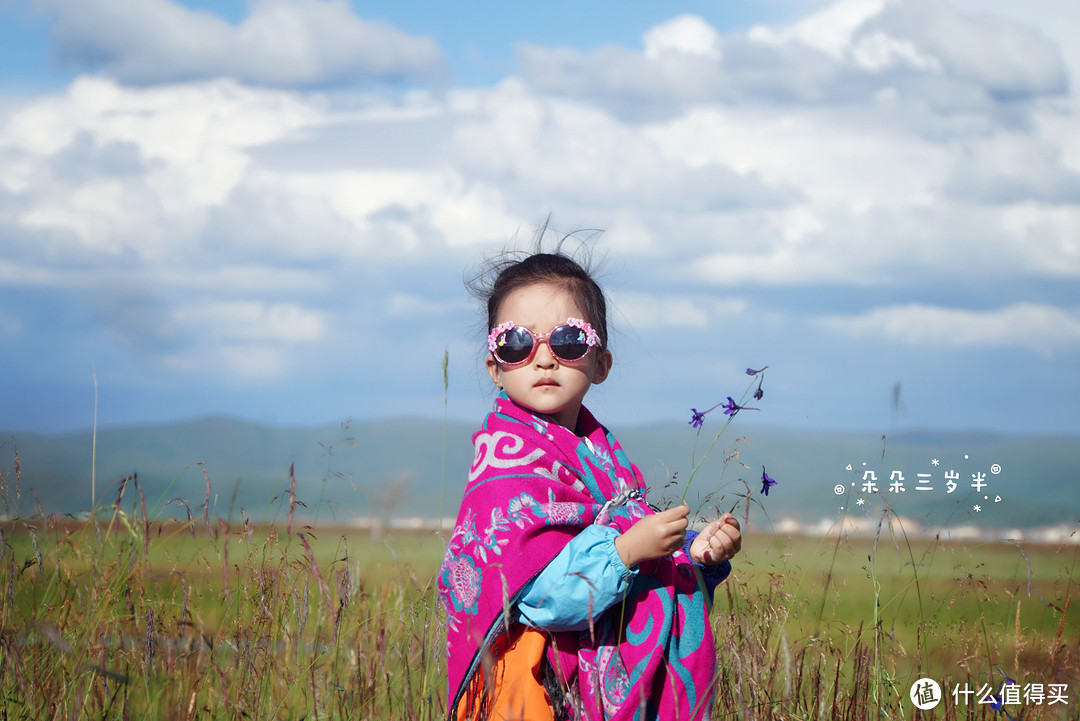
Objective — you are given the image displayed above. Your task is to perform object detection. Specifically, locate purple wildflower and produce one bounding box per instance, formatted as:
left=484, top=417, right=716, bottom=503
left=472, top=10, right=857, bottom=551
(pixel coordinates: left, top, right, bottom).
left=987, top=690, right=1016, bottom=720
left=753, top=384, right=764, bottom=401
left=990, top=670, right=1019, bottom=719
left=722, top=397, right=759, bottom=415
left=688, top=398, right=730, bottom=428
left=760, top=466, right=777, bottom=496
left=746, top=366, right=768, bottom=376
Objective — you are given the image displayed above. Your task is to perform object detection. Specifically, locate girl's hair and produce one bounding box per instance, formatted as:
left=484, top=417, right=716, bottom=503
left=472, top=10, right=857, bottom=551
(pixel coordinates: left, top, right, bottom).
left=468, top=226, right=609, bottom=351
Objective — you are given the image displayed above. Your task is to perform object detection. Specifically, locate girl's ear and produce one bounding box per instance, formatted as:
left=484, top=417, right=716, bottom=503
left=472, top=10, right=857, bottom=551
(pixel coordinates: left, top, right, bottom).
left=591, top=349, right=613, bottom=385
left=485, top=355, right=503, bottom=389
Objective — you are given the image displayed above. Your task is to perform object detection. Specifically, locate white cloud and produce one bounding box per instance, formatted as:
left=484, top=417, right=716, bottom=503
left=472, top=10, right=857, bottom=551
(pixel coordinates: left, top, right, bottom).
left=2, top=75, right=320, bottom=206
left=818, top=302, right=1080, bottom=352
left=950, top=0, right=1080, bottom=84
left=749, top=0, right=888, bottom=60
left=450, top=80, right=796, bottom=221
left=174, top=301, right=326, bottom=344
left=0, top=258, right=56, bottom=287
left=609, top=291, right=745, bottom=331
left=217, top=344, right=291, bottom=379
left=945, top=132, right=1080, bottom=205
left=85, top=294, right=330, bottom=379
left=162, top=342, right=290, bottom=379
left=999, top=204, right=1080, bottom=277
left=387, top=293, right=467, bottom=317
left=33, top=0, right=446, bottom=87
left=0, top=0, right=1077, bottom=438
left=865, top=0, right=1067, bottom=99
left=759, top=0, right=1070, bottom=107
left=688, top=199, right=1080, bottom=287
left=642, top=105, right=950, bottom=210
left=1, top=0, right=1078, bottom=407
left=0, top=253, right=321, bottom=293
left=519, top=0, right=1067, bottom=120
left=643, top=14, right=722, bottom=60
left=1, top=4, right=1077, bottom=303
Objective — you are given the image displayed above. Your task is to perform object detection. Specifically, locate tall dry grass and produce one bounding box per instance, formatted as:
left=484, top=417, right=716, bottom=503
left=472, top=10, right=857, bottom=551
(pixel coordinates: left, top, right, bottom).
left=1, top=450, right=1076, bottom=719
left=0, top=465, right=446, bottom=720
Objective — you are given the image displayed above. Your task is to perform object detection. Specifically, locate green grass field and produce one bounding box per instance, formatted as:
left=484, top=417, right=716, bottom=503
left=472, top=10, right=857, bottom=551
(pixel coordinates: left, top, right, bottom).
left=1, top=492, right=1077, bottom=719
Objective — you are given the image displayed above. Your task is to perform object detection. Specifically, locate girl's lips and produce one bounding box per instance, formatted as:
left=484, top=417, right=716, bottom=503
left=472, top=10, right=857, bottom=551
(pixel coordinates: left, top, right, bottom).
left=534, top=378, right=560, bottom=387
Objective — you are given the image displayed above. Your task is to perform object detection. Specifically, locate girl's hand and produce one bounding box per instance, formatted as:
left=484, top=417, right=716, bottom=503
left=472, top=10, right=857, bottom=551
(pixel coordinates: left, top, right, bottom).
left=689, top=512, right=742, bottom=565
left=614, top=504, right=690, bottom=568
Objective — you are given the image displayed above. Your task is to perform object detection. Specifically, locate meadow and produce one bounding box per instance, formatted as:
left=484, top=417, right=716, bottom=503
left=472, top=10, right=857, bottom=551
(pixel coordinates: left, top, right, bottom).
left=1, top=470, right=1076, bottom=721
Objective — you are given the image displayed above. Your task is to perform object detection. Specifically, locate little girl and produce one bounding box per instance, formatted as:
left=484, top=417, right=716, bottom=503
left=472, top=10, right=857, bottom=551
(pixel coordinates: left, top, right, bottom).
left=439, top=248, right=741, bottom=720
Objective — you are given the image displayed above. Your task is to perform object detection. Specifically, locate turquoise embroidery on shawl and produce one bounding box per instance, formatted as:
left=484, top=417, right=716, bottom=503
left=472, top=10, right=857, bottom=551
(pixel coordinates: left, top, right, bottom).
left=603, top=504, right=637, bottom=526
left=585, top=436, right=615, bottom=471
left=457, top=508, right=478, bottom=546
left=491, top=402, right=551, bottom=440
left=492, top=410, right=522, bottom=426
left=440, top=554, right=483, bottom=615
left=623, top=574, right=666, bottom=682
left=664, top=589, right=710, bottom=713
left=506, top=493, right=538, bottom=528
left=574, top=439, right=616, bottom=502
left=467, top=472, right=530, bottom=492
left=480, top=506, right=510, bottom=560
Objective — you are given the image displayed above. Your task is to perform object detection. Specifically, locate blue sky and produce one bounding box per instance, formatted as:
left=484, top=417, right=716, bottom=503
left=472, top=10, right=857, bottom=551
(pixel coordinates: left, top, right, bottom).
left=1, top=0, right=1078, bottom=436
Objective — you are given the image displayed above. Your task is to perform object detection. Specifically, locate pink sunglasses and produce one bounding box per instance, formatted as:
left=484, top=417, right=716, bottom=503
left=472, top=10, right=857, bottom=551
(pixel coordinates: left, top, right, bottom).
left=488, top=318, right=599, bottom=366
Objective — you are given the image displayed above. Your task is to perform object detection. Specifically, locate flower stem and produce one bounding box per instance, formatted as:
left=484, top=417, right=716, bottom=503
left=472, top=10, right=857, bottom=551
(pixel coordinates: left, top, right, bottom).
left=680, top=374, right=761, bottom=503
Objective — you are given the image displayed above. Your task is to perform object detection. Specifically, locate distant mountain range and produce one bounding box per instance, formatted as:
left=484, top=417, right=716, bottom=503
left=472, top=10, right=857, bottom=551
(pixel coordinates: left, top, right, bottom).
left=1, top=416, right=1077, bottom=531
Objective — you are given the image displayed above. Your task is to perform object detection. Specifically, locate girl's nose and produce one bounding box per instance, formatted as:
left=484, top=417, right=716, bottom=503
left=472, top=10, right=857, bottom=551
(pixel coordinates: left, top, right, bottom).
left=533, top=340, right=557, bottom=367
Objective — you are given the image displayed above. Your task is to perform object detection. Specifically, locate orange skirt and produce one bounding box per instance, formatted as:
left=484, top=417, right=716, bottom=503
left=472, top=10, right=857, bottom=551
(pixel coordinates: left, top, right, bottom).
left=456, top=624, right=554, bottom=721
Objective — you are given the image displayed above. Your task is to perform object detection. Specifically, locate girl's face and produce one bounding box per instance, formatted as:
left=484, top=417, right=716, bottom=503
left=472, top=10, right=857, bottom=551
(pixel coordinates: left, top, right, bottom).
left=486, top=281, right=612, bottom=431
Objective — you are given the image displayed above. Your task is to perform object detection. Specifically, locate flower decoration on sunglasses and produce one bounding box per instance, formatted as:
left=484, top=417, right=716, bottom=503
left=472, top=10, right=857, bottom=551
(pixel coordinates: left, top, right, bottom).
left=488, top=321, right=518, bottom=353
left=567, top=318, right=600, bottom=347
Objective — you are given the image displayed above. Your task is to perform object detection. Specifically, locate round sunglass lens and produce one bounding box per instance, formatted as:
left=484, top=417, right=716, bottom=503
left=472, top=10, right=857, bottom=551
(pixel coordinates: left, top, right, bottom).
left=496, top=327, right=534, bottom=363
left=549, top=325, right=590, bottom=360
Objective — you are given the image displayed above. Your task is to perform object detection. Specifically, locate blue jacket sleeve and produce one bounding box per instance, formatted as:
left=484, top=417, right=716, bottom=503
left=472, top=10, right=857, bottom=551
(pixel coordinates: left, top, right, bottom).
left=517, top=525, right=637, bottom=632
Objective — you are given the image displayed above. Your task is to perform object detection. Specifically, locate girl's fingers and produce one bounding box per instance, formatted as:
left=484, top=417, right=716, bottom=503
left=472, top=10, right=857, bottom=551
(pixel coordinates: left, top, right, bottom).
left=698, top=514, right=742, bottom=562
left=690, top=520, right=719, bottom=562
left=716, top=520, right=742, bottom=556
left=662, top=505, right=690, bottom=539
left=699, top=519, right=721, bottom=538
left=711, top=532, right=734, bottom=561
left=657, top=504, right=691, bottom=525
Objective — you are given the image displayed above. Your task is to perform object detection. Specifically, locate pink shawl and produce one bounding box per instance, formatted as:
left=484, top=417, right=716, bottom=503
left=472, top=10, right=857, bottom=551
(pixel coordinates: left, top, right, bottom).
left=439, top=396, right=716, bottom=719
